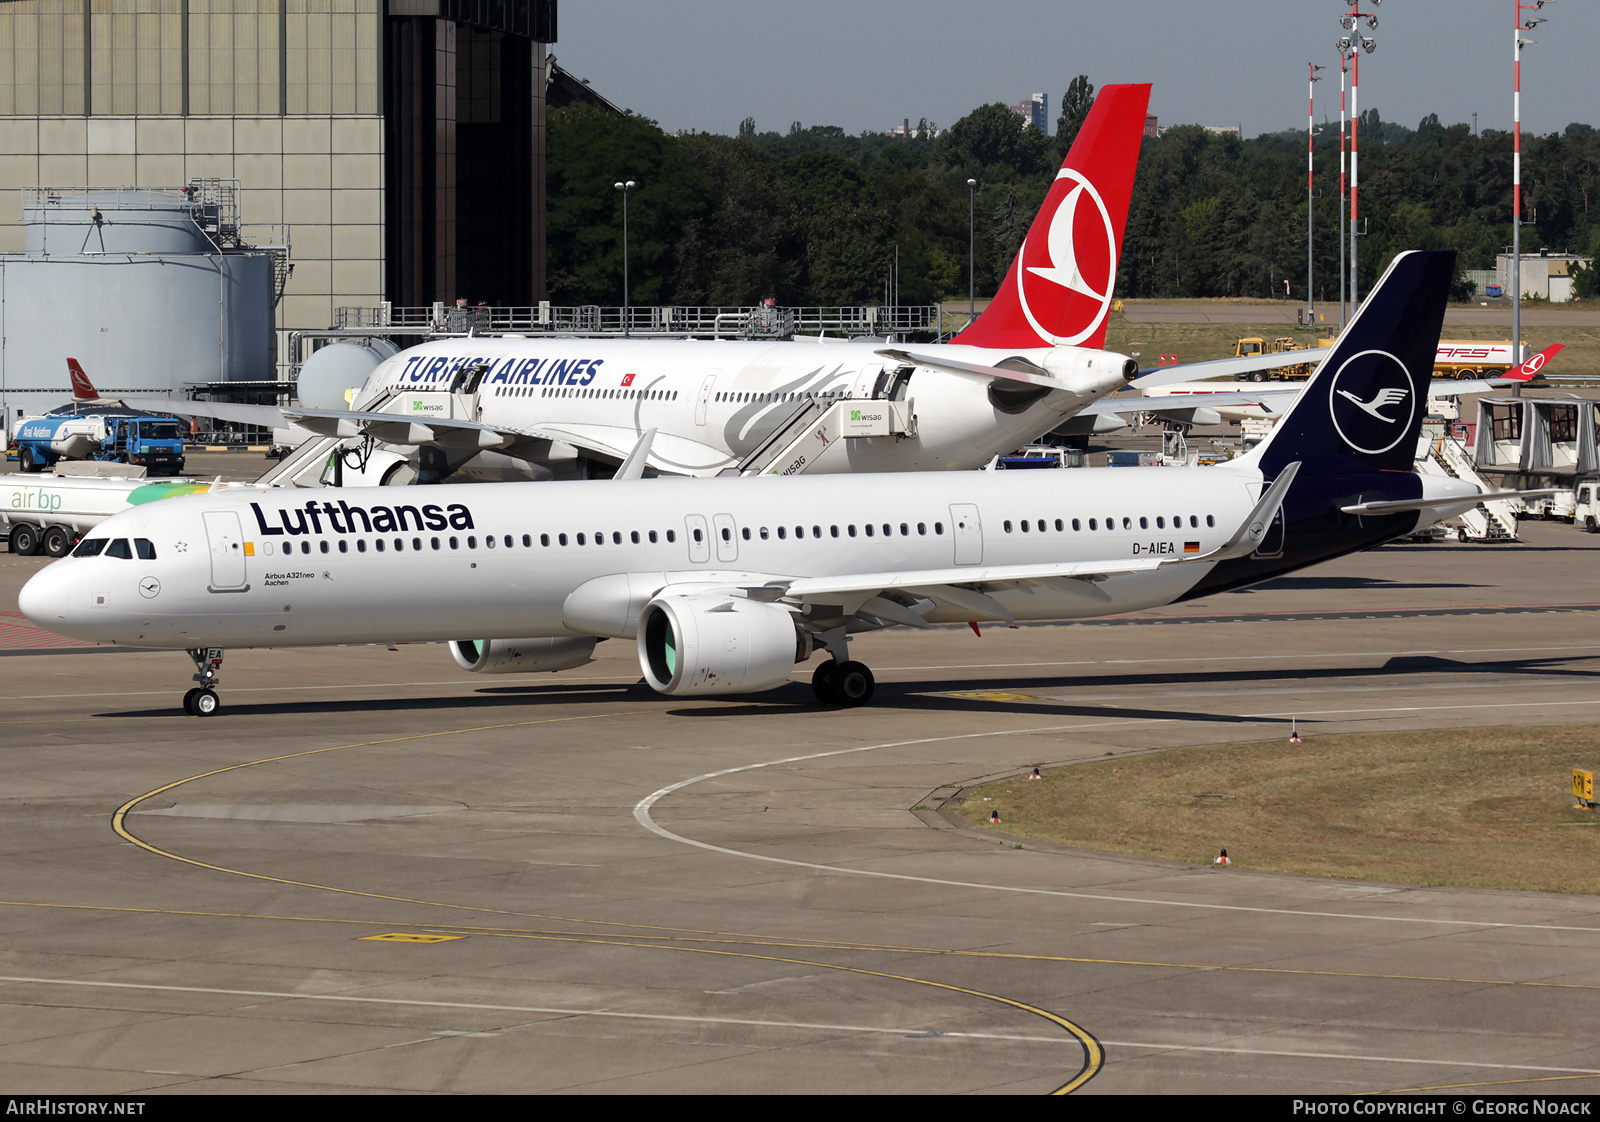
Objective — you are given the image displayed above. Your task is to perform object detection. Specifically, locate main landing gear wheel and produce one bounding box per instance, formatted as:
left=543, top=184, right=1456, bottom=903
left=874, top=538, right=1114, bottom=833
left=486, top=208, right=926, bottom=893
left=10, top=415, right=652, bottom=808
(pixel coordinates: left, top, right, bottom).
left=811, top=660, right=836, bottom=704
left=830, top=661, right=876, bottom=707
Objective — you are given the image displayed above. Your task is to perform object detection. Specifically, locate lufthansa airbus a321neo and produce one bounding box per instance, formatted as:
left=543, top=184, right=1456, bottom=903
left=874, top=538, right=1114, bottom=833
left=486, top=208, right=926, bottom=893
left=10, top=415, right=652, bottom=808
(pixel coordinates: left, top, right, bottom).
left=25, top=252, right=1525, bottom=716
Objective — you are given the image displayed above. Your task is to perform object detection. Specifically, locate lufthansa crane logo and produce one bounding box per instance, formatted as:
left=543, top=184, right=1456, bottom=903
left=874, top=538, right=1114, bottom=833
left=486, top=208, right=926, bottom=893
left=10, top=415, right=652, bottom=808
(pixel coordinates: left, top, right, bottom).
left=1327, top=349, right=1417, bottom=455
left=1015, top=168, right=1118, bottom=347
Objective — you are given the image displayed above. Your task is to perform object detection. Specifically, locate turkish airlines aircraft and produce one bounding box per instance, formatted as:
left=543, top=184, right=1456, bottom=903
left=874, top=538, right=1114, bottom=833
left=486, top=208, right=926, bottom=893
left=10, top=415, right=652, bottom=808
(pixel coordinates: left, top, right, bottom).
left=157, top=88, right=1166, bottom=484
left=25, top=251, right=1547, bottom=716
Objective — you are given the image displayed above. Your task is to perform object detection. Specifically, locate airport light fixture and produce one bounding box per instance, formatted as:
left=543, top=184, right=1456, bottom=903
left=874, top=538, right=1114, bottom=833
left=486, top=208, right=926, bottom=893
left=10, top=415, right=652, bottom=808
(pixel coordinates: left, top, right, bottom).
left=613, top=179, right=635, bottom=335
left=1512, top=0, right=1554, bottom=384
left=1331, top=48, right=1344, bottom=328
left=968, top=178, right=978, bottom=321
left=1307, top=63, right=1324, bottom=326
left=1337, top=0, right=1379, bottom=313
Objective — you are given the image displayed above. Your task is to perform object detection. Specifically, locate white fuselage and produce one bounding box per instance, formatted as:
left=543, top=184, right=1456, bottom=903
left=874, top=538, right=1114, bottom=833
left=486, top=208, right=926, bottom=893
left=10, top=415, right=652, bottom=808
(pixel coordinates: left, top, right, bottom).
left=22, top=466, right=1255, bottom=650
left=357, top=337, right=1133, bottom=477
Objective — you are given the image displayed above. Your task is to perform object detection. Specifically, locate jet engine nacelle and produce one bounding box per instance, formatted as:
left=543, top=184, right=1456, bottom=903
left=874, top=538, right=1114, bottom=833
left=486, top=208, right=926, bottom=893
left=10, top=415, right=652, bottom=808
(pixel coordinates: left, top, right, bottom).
left=450, top=636, right=598, bottom=674
left=637, top=594, right=810, bottom=696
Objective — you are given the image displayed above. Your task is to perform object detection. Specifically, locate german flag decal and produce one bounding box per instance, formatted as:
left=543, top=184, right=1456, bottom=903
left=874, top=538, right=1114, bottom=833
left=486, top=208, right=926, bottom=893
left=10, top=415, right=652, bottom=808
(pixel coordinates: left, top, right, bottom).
left=1184, top=541, right=1200, bottom=554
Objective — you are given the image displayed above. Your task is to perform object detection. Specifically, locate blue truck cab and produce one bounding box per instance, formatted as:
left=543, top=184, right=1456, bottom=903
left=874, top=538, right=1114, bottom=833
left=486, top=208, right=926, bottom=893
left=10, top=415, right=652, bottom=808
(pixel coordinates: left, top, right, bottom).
left=12, top=411, right=187, bottom=475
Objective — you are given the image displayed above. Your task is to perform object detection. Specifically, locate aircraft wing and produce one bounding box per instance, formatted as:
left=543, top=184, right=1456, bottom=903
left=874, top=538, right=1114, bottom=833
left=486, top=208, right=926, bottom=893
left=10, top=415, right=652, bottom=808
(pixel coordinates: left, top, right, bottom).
left=136, top=396, right=720, bottom=470
left=138, top=398, right=288, bottom=429
left=1131, top=349, right=1322, bottom=389
left=1074, top=388, right=1296, bottom=419
left=1077, top=375, right=1527, bottom=424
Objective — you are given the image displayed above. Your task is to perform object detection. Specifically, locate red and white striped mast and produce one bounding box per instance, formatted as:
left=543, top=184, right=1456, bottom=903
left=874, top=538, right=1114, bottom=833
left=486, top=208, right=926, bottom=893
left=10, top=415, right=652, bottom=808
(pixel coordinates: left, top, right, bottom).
left=1337, top=48, right=1349, bottom=328
left=1307, top=63, right=1324, bottom=325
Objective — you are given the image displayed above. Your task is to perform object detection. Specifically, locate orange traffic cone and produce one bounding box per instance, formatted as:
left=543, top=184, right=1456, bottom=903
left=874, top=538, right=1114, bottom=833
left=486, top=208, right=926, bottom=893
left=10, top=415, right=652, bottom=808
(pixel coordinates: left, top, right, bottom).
left=1289, top=717, right=1302, bottom=744
left=1028, top=767, right=1042, bottom=780
left=990, top=809, right=1001, bottom=824
left=1214, top=849, right=1231, bottom=865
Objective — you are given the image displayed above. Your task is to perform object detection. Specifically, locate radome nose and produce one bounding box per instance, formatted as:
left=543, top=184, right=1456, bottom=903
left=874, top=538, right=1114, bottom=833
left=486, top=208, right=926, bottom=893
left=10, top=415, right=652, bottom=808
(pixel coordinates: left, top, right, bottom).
left=18, top=562, right=76, bottom=632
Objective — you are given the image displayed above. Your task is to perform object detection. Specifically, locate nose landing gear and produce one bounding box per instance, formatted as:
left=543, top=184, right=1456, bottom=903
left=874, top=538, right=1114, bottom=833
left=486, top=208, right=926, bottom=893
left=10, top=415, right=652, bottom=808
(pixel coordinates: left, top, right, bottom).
left=182, top=648, right=224, bottom=716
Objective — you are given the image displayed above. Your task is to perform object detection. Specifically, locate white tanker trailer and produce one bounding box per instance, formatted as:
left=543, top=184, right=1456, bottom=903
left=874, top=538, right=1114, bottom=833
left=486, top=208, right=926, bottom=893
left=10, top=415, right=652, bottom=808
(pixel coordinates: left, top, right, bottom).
left=2, top=473, right=209, bottom=556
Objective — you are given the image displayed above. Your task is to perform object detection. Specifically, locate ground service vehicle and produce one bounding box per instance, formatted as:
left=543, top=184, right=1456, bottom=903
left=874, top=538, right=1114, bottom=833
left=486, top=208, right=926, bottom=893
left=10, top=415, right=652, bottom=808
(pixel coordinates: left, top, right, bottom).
left=1433, top=341, right=1529, bottom=380
left=2, top=474, right=206, bottom=556
left=12, top=413, right=187, bottom=475
left=1573, top=482, right=1600, bottom=533
left=1231, top=337, right=1329, bottom=381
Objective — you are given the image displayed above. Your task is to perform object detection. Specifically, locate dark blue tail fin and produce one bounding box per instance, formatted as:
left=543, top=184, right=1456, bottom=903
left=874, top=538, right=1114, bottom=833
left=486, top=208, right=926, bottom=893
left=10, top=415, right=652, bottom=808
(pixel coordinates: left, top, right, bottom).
left=1253, top=250, right=1455, bottom=477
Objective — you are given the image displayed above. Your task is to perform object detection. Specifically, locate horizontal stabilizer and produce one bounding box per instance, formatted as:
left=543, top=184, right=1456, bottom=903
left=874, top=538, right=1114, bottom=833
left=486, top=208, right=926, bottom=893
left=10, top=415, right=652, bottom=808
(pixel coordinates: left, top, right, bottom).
left=1340, top=488, right=1559, bottom=517
left=875, top=348, right=1059, bottom=389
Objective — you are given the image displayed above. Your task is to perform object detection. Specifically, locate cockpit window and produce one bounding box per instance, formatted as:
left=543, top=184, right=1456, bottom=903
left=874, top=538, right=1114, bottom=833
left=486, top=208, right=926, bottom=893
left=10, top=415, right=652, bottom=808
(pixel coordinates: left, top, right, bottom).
left=104, top=538, right=132, bottom=559
left=73, top=538, right=107, bottom=558
left=135, top=538, right=157, bottom=560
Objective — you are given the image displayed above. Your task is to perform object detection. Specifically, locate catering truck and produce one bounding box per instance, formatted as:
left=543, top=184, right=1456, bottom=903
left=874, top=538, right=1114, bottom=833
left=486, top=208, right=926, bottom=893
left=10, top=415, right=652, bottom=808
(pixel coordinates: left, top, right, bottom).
left=1, top=474, right=208, bottom=556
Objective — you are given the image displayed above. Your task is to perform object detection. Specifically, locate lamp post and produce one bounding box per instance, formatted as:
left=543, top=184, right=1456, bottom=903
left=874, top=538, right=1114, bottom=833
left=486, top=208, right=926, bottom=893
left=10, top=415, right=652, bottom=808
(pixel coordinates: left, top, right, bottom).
left=1337, top=2, right=1377, bottom=314
left=967, top=178, right=978, bottom=323
left=1307, top=63, right=1324, bottom=326
left=613, top=179, right=635, bottom=336
left=1513, top=0, right=1553, bottom=389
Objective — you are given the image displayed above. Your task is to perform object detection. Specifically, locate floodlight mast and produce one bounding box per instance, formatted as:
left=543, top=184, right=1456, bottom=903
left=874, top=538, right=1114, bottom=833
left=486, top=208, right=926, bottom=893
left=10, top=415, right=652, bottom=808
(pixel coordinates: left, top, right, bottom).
left=614, top=179, right=636, bottom=336
left=967, top=178, right=978, bottom=322
left=1512, top=0, right=1553, bottom=390
left=1338, top=1, right=1378, bottom=314
left=1308, top=63, right=1324, bottom=326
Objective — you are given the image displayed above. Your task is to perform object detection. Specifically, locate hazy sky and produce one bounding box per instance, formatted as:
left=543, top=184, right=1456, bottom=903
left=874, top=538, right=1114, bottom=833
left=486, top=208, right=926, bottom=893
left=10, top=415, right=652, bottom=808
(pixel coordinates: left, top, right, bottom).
left=555, top=1, right=1595, bottom=140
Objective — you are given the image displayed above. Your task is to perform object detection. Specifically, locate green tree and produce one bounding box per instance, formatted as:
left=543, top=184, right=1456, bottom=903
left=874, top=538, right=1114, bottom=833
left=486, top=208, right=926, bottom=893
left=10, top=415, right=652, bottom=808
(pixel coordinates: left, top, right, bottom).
left=1056, top=75, right=1094, bottom=157
left=936, top=103, right=1055, bottom=182
left=546, top=106, right=713, bottom=305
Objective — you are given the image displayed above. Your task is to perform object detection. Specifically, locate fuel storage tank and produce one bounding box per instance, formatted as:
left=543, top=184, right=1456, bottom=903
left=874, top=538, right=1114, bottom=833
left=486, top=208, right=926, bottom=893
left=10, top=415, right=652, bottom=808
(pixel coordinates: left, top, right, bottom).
left=1, top=183, right=285, bottom=427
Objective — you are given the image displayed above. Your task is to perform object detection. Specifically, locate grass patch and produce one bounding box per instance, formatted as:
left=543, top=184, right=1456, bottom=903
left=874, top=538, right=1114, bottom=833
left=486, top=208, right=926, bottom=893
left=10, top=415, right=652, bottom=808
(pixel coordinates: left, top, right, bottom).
left=960, top=726, right=1600, bottom=894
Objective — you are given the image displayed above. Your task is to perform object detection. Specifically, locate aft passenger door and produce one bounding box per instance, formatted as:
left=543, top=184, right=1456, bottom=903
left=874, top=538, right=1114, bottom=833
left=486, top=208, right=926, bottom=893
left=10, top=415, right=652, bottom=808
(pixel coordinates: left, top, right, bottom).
left=949, top=504, right=983, bottom=565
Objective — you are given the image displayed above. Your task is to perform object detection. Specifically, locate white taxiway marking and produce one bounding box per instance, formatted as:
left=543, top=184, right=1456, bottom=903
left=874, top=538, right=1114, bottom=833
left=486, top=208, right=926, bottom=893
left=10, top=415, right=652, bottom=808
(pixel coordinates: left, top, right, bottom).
left=0, top=974, right=1595, bottom=1078
left=634, top=703, right=1600, bottom=935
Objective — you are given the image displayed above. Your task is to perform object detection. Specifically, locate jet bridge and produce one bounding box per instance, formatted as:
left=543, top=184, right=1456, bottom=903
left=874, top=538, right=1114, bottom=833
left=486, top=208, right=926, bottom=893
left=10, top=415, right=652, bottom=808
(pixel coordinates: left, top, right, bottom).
left=1472, top=396, right=1599, bottom=518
